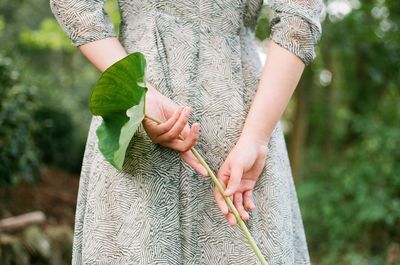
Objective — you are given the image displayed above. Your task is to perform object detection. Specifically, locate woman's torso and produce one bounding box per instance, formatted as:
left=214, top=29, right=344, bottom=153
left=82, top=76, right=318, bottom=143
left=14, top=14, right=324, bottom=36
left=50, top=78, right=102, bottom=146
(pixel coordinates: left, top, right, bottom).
left=117, top=0, right=264, bottom=36
left=117, top=0, right=265, bottom=169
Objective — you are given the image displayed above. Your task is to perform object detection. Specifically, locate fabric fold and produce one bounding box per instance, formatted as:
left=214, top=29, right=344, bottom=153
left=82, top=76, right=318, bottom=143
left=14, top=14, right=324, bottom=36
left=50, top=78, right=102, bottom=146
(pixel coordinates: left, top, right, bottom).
left=49, top=0, right=116, bottom=46
left=267, top=0, right=324, bottom=64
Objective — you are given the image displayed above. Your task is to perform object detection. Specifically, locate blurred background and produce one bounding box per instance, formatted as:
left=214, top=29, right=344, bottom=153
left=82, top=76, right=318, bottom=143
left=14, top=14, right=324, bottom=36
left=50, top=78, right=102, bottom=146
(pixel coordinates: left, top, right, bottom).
left=0, top=0, right=399, bottom=264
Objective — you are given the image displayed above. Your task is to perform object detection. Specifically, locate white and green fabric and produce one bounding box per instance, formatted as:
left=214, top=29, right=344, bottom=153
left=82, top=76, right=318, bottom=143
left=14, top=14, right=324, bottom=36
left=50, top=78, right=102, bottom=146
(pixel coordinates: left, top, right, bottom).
left=50, top=0, right=323, bottom=264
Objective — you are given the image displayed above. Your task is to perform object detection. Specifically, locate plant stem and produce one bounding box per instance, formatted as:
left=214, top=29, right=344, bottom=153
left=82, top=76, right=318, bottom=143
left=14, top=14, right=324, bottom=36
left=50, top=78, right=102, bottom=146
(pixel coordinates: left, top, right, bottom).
left=144, top=114, right=268, bottom=265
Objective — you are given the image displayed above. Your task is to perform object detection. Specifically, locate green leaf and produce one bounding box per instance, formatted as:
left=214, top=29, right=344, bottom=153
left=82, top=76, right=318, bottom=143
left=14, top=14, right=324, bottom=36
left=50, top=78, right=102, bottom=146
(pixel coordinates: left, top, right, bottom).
left=89, top=52, right=148, bottom=170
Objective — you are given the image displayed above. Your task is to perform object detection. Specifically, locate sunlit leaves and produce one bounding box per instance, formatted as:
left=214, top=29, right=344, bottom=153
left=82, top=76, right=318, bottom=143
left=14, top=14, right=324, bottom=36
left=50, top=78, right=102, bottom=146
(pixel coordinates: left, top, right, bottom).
left=19, top=18, right=74, bottom=52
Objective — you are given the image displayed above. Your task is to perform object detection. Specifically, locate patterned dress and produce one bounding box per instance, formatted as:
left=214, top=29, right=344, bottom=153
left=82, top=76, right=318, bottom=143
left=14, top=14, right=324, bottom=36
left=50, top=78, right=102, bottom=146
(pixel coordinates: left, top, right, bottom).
left=50, top=0, right=323, bottom=264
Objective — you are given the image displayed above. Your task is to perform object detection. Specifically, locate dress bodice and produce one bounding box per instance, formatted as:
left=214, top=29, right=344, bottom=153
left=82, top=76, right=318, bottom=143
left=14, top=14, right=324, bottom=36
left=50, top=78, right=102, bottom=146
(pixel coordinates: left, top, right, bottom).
left=50, top=0, right=324, bottom=65
left=120, top=0, right=258, bottom=35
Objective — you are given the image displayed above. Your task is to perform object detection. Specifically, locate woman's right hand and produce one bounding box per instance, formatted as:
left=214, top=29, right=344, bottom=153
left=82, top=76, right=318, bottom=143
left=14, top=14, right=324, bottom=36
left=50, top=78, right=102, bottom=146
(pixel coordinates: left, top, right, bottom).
left=142, top=82, right=208, bottom=177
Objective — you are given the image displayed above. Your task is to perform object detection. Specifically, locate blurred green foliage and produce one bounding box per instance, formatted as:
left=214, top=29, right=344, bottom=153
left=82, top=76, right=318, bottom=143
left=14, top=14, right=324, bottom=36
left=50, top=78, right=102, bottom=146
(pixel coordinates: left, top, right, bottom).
left=19, top=18, right=75, bottom=51
left=270, top=0, right=399, bottom=263
left=0, top=56, right=39, bottom=185
left=0, top=0, right=98, bottom=179
left=0, top=0, right=399, bottom=264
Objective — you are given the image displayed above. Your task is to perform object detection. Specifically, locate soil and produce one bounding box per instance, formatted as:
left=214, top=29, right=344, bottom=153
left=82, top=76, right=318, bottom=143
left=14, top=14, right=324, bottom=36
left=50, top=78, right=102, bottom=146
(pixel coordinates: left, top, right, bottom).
left=0, top=167, right=79, bottom=227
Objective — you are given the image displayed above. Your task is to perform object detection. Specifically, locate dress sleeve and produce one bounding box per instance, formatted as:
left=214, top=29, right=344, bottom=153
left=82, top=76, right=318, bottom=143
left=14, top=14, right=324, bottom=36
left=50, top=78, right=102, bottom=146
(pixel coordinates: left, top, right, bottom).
left=267, top=0, right=324, bottom=65
left=49, top=0, right=116, bottom=46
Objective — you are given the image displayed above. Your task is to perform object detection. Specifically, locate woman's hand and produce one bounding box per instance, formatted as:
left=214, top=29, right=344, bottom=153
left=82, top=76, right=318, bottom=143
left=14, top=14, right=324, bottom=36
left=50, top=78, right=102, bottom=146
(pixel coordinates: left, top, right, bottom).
left=215, top=135, right=269, bottom=226
left=143, top=82, right=208, bottom=176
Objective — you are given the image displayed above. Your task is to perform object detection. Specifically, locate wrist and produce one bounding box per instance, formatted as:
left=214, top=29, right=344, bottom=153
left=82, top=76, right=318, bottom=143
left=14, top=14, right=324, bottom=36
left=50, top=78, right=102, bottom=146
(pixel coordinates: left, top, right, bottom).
left=145, top=82, right=160, bottom=102
left=241, top=120, right=272, bottom=145
left=146, top=81, right=157, bottom=93
left=239, top=130, right=270, bottom=148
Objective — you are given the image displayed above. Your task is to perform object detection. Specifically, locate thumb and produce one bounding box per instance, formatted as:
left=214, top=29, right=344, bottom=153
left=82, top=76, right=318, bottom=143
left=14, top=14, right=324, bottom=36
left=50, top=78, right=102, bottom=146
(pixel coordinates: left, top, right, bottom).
left=224, top=164, right=243, bottom=196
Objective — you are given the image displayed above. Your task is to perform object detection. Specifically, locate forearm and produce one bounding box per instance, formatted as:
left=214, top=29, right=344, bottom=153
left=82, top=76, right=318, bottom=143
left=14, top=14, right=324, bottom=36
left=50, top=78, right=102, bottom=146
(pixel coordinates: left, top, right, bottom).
left=240, top=40, right=305, bottom=145
left=78, top=37, right=128, bottom=72
left=78, top=36, right=160, bottom=100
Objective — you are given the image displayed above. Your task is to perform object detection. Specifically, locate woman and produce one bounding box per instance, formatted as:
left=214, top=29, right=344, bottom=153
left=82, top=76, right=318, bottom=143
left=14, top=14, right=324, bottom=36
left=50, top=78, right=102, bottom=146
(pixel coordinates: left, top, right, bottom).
left=50, top=0, right=323, bottom=264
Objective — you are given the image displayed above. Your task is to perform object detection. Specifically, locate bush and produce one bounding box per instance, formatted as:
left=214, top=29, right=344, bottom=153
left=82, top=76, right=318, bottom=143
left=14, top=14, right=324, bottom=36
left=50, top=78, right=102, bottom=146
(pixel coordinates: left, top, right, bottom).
left=0, top=56, right=39, bottom=185
left=298, top=86, right=400, bottom=264
left=32, top=106, right=79, bottom=170
left=0, top=55, right=86, bottom=186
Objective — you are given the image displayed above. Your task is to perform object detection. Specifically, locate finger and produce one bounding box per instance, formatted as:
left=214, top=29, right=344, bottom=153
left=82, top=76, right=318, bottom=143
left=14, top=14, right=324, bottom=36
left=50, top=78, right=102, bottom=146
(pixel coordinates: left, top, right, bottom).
left=243, top=190, right=256, bottom=211
left=182, top=122, right=200, bottom=139
left=180, top=122, right=193, bottom=139
left=142, top=108, right=182, bottom=141
left=234, top=192, right=250, bottom=221
left=214, top=163, right=231, bottom=214
left=142, top=116, right=159, bottom=131
left=142, top=118, right=162, bottom=143
left=217, top=162, right=230, bottom=186
left=168, top=106, right=191, bottom=139
left=156, top=107, right=191, bottom=142
left=214, top=186, right=229, bottom=215
left=162, top=126, right=198, bottom=152
left=155, top=106, right=184, bottom=135
left=173, top=123, right=200, bottom=152
left=180, top=150, right=208, bottom=176
left=224, top=164, right=243, bottom=196
left=226, top=212, right=237, bottom=227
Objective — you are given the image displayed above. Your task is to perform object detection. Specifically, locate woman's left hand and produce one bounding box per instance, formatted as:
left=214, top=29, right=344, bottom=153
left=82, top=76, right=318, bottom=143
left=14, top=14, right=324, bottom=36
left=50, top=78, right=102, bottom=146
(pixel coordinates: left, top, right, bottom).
left=215, top=135, right=269, bottom=226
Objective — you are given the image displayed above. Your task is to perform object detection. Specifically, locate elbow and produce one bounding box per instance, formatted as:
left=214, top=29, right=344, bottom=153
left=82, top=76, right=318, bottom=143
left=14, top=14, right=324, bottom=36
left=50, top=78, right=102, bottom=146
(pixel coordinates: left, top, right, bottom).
left=267, top=0, right=324, bottom=64
left=47, top=0, right=117, bottom=47
left=49, top=0, right=62, bottom=17
left=269, top=14, right=321, bottom=65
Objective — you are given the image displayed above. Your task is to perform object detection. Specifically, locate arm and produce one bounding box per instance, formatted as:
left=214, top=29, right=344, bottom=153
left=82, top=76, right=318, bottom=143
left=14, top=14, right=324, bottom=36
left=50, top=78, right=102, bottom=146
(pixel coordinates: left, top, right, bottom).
left=242, top=0, right=324, bottom=143
left=49, top=0, right=207, bottom=175
left=49, top=0, right=125, bottom=71
left=240, top=40, right=305, bottom=145
left=214, top=41, right=305, bottom=226
left=215, top=0, right=324, bottom=226
left=78, top=37, right=127, bottom=72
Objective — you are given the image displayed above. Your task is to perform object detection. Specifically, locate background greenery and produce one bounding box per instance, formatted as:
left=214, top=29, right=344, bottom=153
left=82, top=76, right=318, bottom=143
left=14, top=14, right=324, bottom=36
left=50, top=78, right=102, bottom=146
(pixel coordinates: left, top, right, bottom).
left=0, top=0, right=399, bottom=264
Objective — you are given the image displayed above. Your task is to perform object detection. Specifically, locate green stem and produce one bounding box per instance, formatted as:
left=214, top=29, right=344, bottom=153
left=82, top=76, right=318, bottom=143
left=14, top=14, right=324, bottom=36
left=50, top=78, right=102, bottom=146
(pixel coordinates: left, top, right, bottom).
left=144, top=114, right=268, bottom=265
